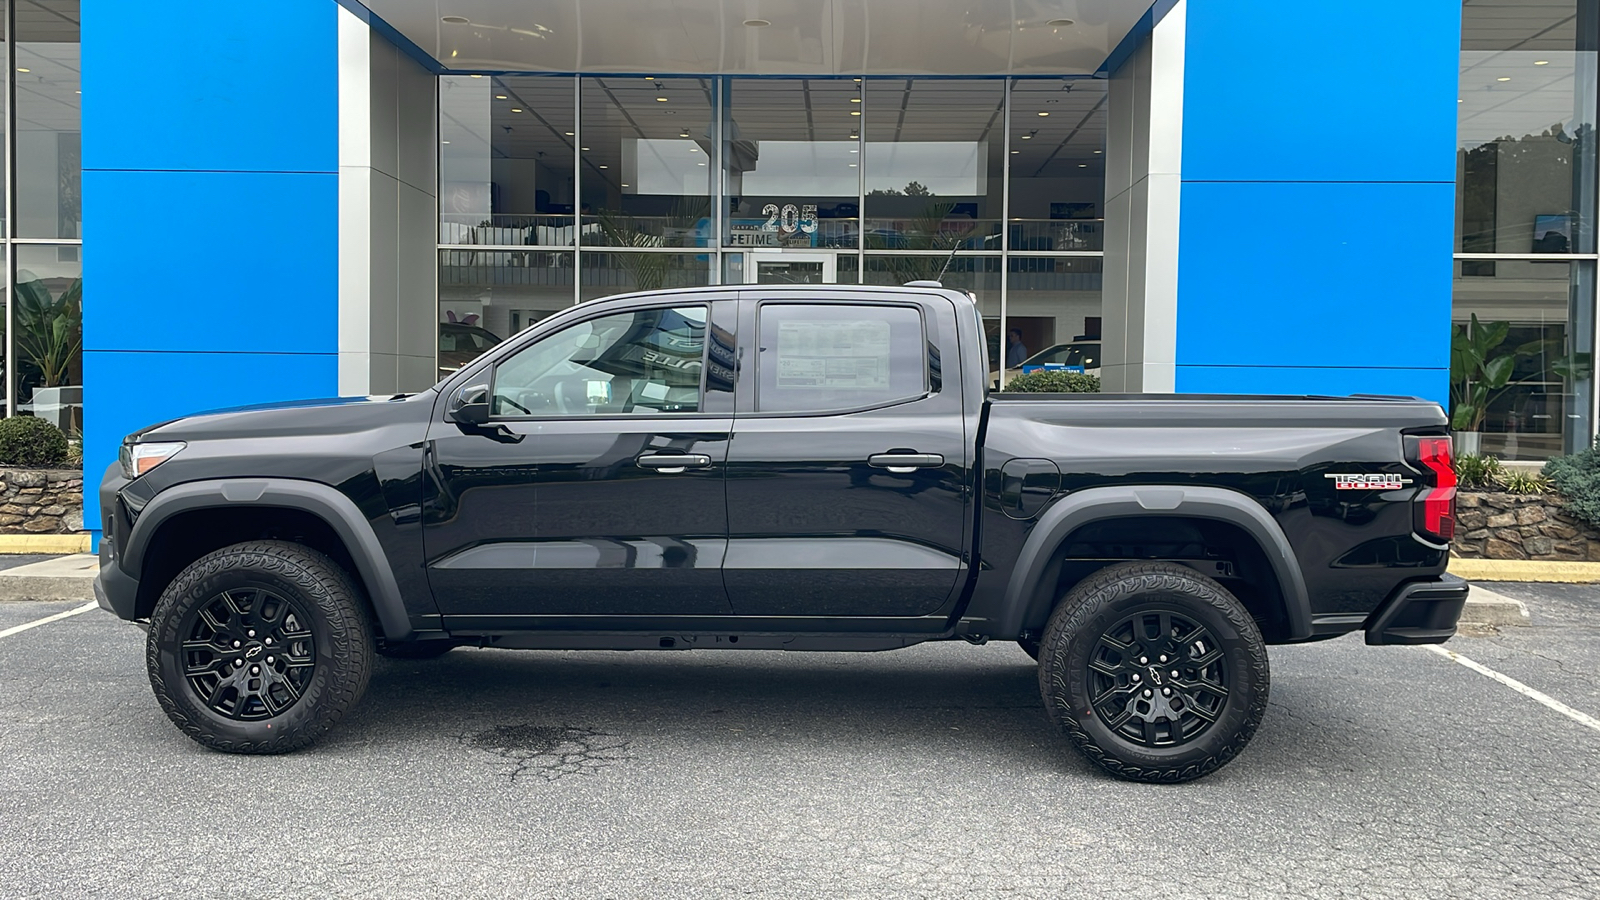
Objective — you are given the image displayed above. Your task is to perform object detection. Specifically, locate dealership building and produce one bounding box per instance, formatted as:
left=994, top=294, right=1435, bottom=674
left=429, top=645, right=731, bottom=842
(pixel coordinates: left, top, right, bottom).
left=0, top=1, right=1584, bottom=543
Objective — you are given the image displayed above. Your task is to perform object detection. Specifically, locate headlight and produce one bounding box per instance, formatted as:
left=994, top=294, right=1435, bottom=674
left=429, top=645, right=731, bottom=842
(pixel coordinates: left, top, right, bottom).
left=120, top=441, right=186, bottom=479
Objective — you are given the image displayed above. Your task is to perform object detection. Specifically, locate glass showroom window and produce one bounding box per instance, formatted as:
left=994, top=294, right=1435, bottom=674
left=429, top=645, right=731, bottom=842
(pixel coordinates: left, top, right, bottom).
left=438, top=74, right=577, bottom=375
left=579, top=76, right=715, bottom=299
left=1008, top=79, right=1106, bottom=254
left=1001, top=256, right=1103, bottom=378
left=13, top=244, right=81, bottom=433
left=1454, top=0, right=1600, bottom=457
left=15, top=0, right=79, bottom=241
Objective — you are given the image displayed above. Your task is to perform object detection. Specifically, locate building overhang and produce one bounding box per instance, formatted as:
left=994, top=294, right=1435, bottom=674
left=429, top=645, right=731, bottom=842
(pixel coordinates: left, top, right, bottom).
left=347, top=0, right=1160, bottom=76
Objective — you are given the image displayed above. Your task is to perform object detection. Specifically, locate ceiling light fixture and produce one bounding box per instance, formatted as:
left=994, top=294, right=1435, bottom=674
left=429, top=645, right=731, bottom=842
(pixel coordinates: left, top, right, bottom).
left=1011, top=150, right=1020, bottom=154
left=598, top=165, right=608, bottom=169
left=564, top=131, right=574, bottom=135
left=470, top=74, right=483, bottom=78
left=849, top=163, right=857, bottom=167
left=1047, top=18, right=1074, bottom=26
left=645, top=75, right=655, bottom=80
left=1535, top=60, right=1550, bottom=65
left=1497, top=76, right=1511, bottom=82
left=511, top=107, right=523, bottom=112
left=680, top=131, right=690, bottom=137
left=1093, top=149, right=1102, bottom=154
left=581, top=147, right=590, bottom=151
left=496, top=94, right=508, bottom=99
left=850, top=110, right=861, bottom=116
left=743, top=18, right=771, bottom=27
left=442, top=140, right=451, bottom=144
left=15, top=67, right=28, bottom=73
left=657, top=96, right=668, bottom=101
left=1078, top=163, right=1088, bottom=168
left=441, top=16, right=470, bottom=24
left=853, top=78, right=862, bottom=82
left=850, top=98, right=861, bottom=103
left=1021, top=134, right=1032, bottom=139
left=850, top=148, right=859, bottom=153
left=622, top=183, right=630, bottom=187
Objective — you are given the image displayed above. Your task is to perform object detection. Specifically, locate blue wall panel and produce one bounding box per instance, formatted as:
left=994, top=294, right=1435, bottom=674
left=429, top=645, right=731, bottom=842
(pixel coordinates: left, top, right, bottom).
left=1175, top=181, right=1455, bottom=372
left=82, top=1, right=337, bottom=173
left=82, top=0, right=342, bottom=540
left=1181, top=0, right=1461, bottom=184
left=1174, top=0, right=1462, bottom=406
left=82, top=170, right=338, bottom=354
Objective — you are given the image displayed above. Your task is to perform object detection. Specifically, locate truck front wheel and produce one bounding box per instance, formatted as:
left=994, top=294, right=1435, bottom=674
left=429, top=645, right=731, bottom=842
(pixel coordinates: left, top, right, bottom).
left=146, top=541, right=374, bottom=754
left=1038, top=561, right=1269, bottom=783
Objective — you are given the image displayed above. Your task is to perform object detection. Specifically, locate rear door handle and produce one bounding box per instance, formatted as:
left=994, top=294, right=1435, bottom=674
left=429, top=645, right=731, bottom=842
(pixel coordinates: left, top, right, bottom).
left=636, top=453, right=713, bottom=474
left=868, top=452, right=945, bottom=474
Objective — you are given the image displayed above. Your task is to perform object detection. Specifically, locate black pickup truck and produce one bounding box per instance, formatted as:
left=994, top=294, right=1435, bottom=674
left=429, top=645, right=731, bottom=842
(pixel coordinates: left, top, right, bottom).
left=97, top=284, right=1465, bottom=782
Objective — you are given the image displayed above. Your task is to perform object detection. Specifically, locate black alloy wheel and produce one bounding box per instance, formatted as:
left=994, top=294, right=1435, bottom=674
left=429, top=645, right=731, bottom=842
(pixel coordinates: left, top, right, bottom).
left=1084, top=608, right=1228, bottom=748
left=1038, top=560, right=1269, bottom=783
left=179, top=587, right=317, bottom=720
left=147, top=541, right=374, bottom=754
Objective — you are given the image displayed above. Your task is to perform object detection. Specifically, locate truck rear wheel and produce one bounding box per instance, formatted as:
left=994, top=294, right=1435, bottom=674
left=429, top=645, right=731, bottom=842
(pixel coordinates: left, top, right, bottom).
left=146, top=541, right=374, bottom=754
left=1038, top=561, right=1269, bottom=783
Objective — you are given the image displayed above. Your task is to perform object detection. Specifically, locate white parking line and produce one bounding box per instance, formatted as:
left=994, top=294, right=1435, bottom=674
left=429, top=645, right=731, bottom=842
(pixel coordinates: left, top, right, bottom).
left=1423, top=643, right=1600, bottom=734
left=0, top=601, right=98, bottom=640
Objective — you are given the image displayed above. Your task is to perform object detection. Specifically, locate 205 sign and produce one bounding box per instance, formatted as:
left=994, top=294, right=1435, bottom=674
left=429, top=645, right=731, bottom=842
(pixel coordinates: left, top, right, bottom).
left=761, top=203, right=818, bottom=235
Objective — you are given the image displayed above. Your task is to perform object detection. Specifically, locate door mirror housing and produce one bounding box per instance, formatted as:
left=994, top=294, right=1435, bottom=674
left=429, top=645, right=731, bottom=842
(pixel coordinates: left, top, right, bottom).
left=448, top=382, right=491, bottom=426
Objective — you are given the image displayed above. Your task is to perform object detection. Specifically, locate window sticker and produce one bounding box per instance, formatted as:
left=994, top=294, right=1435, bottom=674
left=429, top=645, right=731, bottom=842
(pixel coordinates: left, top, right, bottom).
left=776, top=320, right=891, bottom=390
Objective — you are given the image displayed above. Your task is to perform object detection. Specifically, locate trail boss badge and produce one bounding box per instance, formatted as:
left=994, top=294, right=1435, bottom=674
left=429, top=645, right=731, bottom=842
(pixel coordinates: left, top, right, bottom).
left=1326, top=473, right=1413, bottom=490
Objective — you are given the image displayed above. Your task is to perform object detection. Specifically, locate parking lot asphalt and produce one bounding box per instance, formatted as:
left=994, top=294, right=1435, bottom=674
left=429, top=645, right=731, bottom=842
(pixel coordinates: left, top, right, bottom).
left=2, top=589, right=1599, bottom=900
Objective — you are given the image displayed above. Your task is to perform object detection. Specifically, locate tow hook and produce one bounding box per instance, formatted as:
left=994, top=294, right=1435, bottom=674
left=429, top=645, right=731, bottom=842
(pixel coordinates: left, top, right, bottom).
left=961, top=634, right=989, bottom=646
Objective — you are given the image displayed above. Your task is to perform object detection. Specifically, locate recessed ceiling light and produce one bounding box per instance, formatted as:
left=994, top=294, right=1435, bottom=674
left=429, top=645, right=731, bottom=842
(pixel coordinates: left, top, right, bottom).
left=850, top=97, right=861, bottom=103
left=622, top=183, right=630, bottom=187
left=598, top=165, right=608, bottom=169
left=1093, top=149, right=1102, bottom=154
left=1497, top=76, right=1511, bottom=82
left=511, top=107, right=523, bottom=112
left=656, top=96, right=668, bottom=101
left=853, top=78, right=862, bottom=82
left=1535, top=60, right=1550, bottom=65
left=1078, top=163, right=1088, bottom=168
left=1047, top=18, right=1074, bottom=26
left=850, top=111, right=861, bottom=116
left=680, top=131, right=690, bottom=137
left=441, top=140, right=451, bottom=144
left=495, top=94, right=508, bottom=99
left=698, top=162, right=707, bottom=166
left=1011, top=150, right=1020, bottom=154
left=15, top=67, right=28, bottom=73
left=1037, top=111, right=1049, bottom=116
left=850, top=148, right=859, bottom=153
left=1021, top=134, right=1032, bottom=139
left=849, top=163, right=857, bottom=167
left=743, top=18, right=770, bottom=27
left=689, top=146, right=699, bottom=151
left=470, top=74, right=482, bottom=78
left=645, top=75, right=655, bottom=80
left=442, top=15, right=470, bottom=24
left=581, top=147, right=590, bottom=150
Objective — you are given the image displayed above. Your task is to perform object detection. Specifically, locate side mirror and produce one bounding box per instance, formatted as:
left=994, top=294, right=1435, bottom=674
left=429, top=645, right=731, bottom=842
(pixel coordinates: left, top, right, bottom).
left=447, top=382, right=491, bottom=426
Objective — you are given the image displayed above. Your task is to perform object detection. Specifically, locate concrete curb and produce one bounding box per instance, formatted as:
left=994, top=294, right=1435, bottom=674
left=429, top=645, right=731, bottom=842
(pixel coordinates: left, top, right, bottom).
left=1449, top=558, right=1600, bottom=584
left=0, top=555, right=97, bottom=601
left=1460, top=585, right=1531, bottom=628
left=0, top=534, right=91, bottom=554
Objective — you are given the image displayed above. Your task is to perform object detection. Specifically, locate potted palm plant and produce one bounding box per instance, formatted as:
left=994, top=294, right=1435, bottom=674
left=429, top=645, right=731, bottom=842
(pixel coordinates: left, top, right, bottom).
left=13, top=271, right=83, bottom=431
left=1450, top=314, right=1591, bottom=455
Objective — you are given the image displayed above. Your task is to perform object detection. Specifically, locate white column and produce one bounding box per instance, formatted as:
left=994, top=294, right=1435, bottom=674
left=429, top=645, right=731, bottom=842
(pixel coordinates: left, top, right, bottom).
left=338, top=5, right=439, bottom=396
left=1101, top=0, right=1185, bottom=393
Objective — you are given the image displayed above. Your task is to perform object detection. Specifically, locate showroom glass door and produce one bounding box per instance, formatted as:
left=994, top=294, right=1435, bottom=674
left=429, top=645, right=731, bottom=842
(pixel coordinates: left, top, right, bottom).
left=746, top=251, right=838, bottom=285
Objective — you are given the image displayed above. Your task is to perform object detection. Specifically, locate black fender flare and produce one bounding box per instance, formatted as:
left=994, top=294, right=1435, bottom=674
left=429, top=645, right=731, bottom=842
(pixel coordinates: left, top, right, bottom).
left=995, top=485, right=1312, bottom=641
left=120, top=478, right=412, bottom=641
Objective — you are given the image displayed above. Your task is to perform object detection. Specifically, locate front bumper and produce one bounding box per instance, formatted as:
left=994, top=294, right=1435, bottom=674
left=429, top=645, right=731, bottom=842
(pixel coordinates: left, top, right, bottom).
left=1364, top=573, right=1470, bottom=645
left=95, top=538, right=141, bottom=622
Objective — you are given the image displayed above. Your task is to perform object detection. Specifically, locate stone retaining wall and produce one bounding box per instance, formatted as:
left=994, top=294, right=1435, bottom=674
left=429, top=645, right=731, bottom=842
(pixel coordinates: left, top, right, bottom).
left=1453, top=491, right=1600, bottom=561
left=0, top=467, right=84, bottom=534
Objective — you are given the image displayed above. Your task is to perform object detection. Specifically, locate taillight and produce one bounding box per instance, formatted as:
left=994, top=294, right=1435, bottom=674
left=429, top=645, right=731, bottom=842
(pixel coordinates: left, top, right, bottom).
left=1408, top=435, right=1456, bottom=543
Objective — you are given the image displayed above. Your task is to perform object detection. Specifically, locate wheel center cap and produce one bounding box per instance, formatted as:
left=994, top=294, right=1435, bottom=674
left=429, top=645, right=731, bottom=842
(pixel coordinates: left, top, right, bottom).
left=1145, top=666, right=1164, bottom=686
left=244, top=643, right=265, bottom=660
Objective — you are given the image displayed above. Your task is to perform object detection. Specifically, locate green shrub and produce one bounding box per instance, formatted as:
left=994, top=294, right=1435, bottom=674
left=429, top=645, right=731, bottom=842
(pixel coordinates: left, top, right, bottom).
left=1003, top=370, right=1101, bottom=393
left=1454, top=453, right=1504, bottom=490
left=1500, top=469, right=1549, bottom=495
left=0, top=416, right=69, bottom=467
left=1545, top=443, right=1600, bottom=528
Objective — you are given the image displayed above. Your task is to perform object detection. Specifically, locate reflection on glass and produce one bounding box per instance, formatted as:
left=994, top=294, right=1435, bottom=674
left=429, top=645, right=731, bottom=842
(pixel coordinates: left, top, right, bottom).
left=438, top=249, right=574, bottom=378
left=862, top=254, right=1000, bottom=296
left=15, top=245, right=82, bottom=432
left=724, top=79, right=861, bottom=250
left=1008, top=79, right=1105, bottom=252
left=16, top=1, right=81, bottom=240
left=998, top=256, right=1103, bottom=379
left=864, top=80, right=1003, bottom=250
left=1452, top=260, right=1594, bottom=460
left=1457, top=1, right=1597, bottom=256
left=580, top=251, right=713, bottom=300
left=440, top=75, right=576, bottom=244
left=581, top=76, right=714, bottom=248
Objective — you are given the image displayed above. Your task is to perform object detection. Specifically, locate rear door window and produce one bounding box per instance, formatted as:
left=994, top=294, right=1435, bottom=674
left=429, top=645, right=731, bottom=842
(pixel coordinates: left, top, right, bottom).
left=755, top=304, right=928, bottom=413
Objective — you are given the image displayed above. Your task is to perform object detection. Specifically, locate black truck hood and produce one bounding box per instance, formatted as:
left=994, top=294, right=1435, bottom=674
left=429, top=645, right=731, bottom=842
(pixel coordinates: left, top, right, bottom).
left=132, top=392, right=438, bottom=442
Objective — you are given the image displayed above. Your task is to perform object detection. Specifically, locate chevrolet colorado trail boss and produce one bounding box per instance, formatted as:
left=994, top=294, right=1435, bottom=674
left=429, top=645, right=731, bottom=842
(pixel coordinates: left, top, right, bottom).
left=97, top=284, right=1466, bottom=782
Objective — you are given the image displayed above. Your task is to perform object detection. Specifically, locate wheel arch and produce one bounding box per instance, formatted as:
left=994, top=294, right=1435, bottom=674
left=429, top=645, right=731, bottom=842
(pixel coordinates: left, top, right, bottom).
left=995, top=485, right=1311, bottom=642
left=122, top=479, right=412, bottom=641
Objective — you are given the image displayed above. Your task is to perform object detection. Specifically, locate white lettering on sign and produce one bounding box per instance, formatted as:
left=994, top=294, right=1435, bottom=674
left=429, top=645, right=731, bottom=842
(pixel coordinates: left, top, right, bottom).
left=760, top=203, right=819, bottom=235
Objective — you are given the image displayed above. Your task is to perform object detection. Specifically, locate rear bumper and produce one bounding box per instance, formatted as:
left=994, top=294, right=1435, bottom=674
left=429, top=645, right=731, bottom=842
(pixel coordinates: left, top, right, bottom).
left=1364, top=573, right=1469, bottom=645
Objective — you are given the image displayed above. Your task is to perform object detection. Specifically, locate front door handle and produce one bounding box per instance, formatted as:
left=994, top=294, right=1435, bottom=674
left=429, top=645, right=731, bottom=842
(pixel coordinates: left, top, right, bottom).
left=868, top=452, right=945, bottom=474
left=636, top=453, right=713, bottom=474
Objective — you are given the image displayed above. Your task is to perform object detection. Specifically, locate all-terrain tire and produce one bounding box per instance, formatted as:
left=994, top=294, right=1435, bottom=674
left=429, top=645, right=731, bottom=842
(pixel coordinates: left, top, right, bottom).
left=1038, top=560, right=1269, bottom=783
left=146, top=540, right=374, bottom=754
